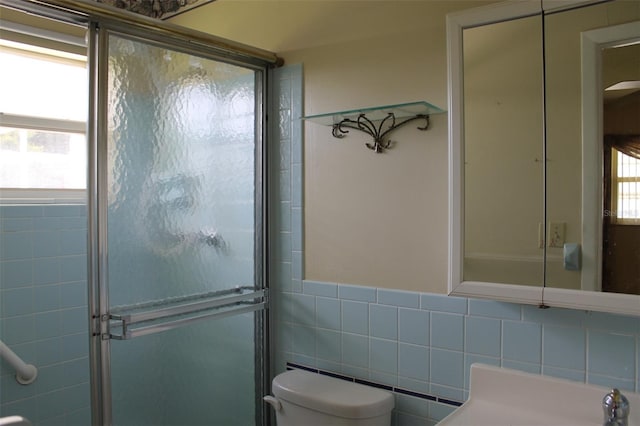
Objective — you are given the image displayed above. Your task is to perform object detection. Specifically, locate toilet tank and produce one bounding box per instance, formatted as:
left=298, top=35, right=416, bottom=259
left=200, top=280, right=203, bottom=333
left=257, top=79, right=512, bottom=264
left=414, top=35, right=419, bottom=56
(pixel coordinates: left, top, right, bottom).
left=269, top=369, right=394, bottom=426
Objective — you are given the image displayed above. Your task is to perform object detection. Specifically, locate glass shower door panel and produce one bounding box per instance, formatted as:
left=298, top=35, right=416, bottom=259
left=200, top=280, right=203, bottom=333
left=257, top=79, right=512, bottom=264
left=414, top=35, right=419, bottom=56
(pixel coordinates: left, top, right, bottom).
left=110, top=313, right=256, bottom=426
left=106, top=33, right=259, bottom=425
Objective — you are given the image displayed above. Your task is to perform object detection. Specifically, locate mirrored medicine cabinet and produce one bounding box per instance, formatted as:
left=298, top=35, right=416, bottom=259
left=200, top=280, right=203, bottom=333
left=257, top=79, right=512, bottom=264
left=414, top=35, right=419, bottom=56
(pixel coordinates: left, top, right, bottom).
left=447, top=0, right=640, bottom=315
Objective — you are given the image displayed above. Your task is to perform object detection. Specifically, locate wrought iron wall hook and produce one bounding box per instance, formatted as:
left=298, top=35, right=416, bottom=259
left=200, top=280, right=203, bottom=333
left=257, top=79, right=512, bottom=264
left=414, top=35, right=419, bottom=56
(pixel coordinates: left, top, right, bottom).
left=332, top=112, right=430, bottom=153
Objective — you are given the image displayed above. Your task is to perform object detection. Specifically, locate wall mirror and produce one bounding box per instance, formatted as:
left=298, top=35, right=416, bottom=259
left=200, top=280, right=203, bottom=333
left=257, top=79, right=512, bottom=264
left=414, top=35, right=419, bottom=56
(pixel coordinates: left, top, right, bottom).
left=447, top=0, right=640, bottom=315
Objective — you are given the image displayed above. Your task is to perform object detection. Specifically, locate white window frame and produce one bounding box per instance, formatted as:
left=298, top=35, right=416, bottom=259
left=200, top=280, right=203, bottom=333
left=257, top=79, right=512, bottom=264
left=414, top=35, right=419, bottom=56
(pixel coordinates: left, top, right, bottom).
left=0, top=22, right=87, bottom=204
left=0, top=113, right=87, bottom=204
left=610, top=147, right=640, bottom=225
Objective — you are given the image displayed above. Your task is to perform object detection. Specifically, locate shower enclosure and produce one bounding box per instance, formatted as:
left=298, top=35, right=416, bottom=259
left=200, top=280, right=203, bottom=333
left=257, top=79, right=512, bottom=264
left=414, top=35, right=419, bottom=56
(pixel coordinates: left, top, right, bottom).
left=91, top=25, right=269, bottom=426
left=1, top=1, right=279, bottom=424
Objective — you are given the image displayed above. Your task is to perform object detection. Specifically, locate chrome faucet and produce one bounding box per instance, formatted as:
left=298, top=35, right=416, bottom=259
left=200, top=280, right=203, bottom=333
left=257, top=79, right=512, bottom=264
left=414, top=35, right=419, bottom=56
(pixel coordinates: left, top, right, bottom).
left=603, top=388, right=630, bottom=426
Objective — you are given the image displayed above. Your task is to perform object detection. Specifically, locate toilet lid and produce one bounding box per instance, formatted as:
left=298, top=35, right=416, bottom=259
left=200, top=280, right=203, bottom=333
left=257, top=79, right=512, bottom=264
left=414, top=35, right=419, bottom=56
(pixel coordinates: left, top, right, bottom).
left=272, top=370, right=395, bottom=419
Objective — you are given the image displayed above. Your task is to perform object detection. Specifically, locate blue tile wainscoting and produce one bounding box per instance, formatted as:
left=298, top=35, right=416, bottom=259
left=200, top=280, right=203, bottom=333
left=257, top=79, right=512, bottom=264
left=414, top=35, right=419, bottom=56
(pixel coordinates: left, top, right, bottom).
left=0, top=204, right=90, bottom=425
left=269, top=63, right=640, bottom=426
left=273, top=281, right=640, bottom=426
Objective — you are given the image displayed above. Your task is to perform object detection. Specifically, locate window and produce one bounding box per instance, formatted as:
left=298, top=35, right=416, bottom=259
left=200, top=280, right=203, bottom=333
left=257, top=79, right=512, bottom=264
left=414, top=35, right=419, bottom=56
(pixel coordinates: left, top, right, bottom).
left=610, top=147, right=640, bottom=224
left=0, top=34, right=87, bottom=201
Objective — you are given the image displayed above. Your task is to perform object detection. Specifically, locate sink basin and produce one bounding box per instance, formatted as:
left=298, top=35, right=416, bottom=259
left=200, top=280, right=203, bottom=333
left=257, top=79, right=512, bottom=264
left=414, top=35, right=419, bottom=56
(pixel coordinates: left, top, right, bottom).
left=438, top=364, right=640, bottom=426
left=0, top=417, right=31, bottom=426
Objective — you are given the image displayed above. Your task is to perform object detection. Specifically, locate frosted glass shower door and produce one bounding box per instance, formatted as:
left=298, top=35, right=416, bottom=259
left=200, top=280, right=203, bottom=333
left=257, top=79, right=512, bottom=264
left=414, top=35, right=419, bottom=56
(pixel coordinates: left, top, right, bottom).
left=100, top=31, right=266, bottom=426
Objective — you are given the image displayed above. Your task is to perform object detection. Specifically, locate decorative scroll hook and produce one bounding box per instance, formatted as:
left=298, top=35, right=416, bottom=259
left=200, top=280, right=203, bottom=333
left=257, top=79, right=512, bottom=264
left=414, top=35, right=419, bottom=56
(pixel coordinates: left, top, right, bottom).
left=333, top=113, right=430, bottom=153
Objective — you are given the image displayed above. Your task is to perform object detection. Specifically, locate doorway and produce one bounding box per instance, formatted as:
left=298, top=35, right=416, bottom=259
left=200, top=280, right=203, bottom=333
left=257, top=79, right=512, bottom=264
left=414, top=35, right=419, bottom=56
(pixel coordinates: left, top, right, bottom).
left=601, top=41, right=640, bottom=295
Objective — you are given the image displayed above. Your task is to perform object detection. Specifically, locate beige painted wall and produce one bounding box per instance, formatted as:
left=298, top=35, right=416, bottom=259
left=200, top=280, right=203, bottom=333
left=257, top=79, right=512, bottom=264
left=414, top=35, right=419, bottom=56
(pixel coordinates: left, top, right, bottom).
left=171, top=0, right=640, bottom=294
left=171, top=0, right=492, bottom=293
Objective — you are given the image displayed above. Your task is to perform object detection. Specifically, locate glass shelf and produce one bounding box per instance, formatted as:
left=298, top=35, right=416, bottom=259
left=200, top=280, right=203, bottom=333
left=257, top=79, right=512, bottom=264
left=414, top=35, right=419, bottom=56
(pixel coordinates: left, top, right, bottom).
left=302, top=101, right=446, bottom=125
left=301, top=101, right=446, bottom=153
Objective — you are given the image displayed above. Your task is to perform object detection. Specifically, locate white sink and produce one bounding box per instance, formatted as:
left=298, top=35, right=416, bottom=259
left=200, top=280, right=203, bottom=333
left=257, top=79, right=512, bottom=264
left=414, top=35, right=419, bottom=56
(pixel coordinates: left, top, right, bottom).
left=438, top=364, right=640, bottom=426
left=0, top=417, right=31, bottom=426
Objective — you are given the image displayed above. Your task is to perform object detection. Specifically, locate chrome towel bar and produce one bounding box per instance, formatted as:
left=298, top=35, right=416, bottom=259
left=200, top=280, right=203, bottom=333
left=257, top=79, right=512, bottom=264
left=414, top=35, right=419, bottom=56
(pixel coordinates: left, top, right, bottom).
left=108, top=287, right=268, bottom=340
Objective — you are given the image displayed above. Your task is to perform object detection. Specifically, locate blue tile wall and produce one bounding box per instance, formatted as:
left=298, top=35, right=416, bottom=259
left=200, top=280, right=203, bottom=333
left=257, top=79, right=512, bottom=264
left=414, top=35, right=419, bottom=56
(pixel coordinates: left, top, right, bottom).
left=275, top=281, right=640, bottom=426
left=0, top=204, right=90, bottom=425
left=270, top=63, right=640, bottom=426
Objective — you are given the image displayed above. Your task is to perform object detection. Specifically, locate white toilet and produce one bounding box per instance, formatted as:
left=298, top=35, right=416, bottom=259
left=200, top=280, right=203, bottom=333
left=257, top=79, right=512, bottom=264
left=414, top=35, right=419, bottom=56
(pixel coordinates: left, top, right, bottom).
left=263, top=369, right=395, bottom=426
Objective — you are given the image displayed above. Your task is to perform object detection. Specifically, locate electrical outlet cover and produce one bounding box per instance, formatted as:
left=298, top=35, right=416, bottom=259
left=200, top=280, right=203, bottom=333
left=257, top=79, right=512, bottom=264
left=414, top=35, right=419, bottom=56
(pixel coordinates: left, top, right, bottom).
left=548, top=222, right=566, bottom=248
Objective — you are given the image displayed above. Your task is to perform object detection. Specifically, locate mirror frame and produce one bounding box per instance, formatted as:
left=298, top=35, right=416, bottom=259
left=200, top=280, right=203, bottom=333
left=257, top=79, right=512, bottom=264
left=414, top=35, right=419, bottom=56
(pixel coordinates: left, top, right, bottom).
left=447, top=0, right=640, bottom=316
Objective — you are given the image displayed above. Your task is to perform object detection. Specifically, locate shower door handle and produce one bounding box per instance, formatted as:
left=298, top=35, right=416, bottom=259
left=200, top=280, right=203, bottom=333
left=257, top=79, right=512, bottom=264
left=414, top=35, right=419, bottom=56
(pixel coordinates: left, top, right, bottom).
left=108, top=287, right=268, bottom=340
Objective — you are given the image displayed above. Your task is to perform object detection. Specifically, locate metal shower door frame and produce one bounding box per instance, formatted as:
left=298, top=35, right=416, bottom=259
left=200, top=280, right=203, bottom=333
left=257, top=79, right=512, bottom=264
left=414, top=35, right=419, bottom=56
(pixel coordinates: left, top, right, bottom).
left=86, top=16, right=273, bottom=426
